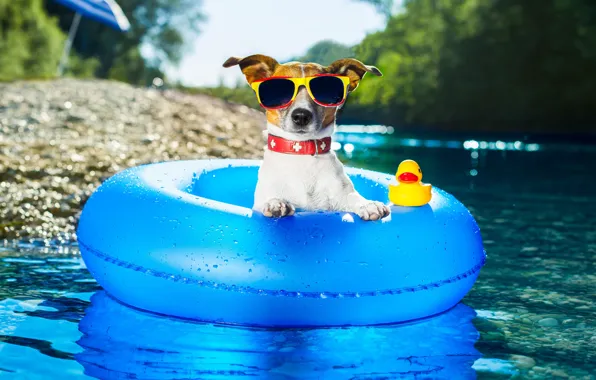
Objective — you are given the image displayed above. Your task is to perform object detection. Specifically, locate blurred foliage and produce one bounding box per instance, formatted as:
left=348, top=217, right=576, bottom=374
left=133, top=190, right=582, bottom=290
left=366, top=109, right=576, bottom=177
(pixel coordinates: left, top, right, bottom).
left=0, top=0, right=204, bottom=84
left=347, top=0, right=596, bottom=131
left=353, top=0, right=396, bottom=19
left=0, top=0, right=65, bottom=81
left=177, top=80, right=261, bottom=110
left=292, top=40, right=355, bottom=65
left=44, top=0, right=205, bottom=85
left=3, top=0, right=595, bottom=133
left=64, top=54, right=101, bottom=78
left=190, top=0, right=596, bottom=132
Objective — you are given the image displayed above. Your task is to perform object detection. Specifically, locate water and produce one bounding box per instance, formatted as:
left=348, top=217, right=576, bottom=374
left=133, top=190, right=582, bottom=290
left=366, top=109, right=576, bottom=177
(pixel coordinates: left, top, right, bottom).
left=1, top=130, right=595, bottom=379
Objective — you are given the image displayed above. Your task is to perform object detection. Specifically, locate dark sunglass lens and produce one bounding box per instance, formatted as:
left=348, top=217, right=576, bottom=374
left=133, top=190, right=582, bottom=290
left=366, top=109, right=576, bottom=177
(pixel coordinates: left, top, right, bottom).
left=258, top=79, right=295, bottom=108
left=309, top=76, right=345, bottom=105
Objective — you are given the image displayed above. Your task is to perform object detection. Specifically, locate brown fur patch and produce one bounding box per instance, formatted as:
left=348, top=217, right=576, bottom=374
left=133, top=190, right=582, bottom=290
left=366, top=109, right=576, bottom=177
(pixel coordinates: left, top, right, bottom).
left=266, top=111, right=280, bottom=125
left=322, top=108, right=337, bottom=127
left=326, top=58, right=382, bottom=91
left=222, top=54, right=279, bottom=84
left=271, top=64, right=303, bottom=78
left=271, top=63, right=325, bottom=78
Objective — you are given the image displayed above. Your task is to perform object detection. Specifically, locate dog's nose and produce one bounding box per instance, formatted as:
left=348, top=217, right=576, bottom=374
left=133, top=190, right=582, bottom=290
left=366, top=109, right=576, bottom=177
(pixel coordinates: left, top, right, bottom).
left=291, top=108, right=313, bottom=127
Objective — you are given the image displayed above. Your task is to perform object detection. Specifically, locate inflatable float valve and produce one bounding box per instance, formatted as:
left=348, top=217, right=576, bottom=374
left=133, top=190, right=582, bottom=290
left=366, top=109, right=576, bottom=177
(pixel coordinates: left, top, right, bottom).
left=389, top=159, right=432, bottom=207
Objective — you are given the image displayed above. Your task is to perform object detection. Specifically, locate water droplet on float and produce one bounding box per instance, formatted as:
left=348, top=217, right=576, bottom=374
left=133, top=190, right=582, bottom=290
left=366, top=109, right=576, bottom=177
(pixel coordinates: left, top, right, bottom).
left=213, top=265, right=219, bottom=268
left=233, top=240, right=238, bottom=244
left=248, top=269, right=252, bottom=273
left=319, top=293, right=328, bottom=299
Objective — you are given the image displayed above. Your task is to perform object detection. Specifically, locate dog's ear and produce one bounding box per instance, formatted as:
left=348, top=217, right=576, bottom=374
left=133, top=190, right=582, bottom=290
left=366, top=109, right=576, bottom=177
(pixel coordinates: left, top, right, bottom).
left=326, top=58, right=382, bottom=92
left=223, top=54, right=280, bottom=84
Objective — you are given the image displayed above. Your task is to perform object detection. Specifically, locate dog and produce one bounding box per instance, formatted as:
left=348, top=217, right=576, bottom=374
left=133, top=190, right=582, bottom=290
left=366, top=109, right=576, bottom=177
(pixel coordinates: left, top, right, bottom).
left=223, top=54, right=390, bottom=221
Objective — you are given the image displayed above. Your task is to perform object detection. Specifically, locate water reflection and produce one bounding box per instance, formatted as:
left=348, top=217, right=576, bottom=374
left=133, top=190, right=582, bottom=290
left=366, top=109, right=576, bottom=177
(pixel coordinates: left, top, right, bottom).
left=76, top=291, right=481, bottom=379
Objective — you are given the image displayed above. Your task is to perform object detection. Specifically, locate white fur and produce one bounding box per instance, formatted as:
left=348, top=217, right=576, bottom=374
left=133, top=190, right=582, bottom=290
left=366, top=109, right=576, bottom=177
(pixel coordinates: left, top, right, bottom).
left=253, top=122, right=390, bottom=220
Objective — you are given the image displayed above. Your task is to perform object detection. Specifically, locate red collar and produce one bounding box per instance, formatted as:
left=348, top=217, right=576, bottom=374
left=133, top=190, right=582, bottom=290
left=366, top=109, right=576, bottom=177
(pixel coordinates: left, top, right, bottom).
left=267, top=135, right=332, bottom=155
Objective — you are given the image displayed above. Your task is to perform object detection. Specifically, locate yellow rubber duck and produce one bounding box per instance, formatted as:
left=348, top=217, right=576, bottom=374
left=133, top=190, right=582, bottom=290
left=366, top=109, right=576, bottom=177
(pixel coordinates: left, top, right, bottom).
left=388, top=159, right=432, bottom=207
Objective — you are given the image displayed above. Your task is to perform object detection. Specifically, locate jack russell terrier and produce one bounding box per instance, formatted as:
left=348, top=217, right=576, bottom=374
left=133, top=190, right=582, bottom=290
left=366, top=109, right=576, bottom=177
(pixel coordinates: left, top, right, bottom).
left=223, top=54, right=391, bottom=221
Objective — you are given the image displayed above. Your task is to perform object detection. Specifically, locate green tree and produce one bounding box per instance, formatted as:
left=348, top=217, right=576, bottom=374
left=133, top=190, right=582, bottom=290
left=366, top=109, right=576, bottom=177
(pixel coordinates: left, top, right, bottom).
left=353, top=0, right=459, bottom=124
left=351, top=0, right=596, bottom=132
left=45, top=0, right=205, bottom=85
left=294, top=40, right=355, bottom=65
left=435, top=0, right=596, bottom=129
left=353, top=0, right=396, bottom=19
left=0, top=0, right=65, bottom=81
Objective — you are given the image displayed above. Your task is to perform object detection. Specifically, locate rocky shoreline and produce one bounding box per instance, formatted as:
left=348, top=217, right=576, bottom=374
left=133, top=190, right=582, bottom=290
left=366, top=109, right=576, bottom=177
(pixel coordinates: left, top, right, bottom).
left=0, top=79, right=267, bottom=242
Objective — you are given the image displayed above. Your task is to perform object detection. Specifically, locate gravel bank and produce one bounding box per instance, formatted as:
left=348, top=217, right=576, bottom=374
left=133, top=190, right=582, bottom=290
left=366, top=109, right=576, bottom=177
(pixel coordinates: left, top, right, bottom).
left=0, top=79, right=266, bottom=242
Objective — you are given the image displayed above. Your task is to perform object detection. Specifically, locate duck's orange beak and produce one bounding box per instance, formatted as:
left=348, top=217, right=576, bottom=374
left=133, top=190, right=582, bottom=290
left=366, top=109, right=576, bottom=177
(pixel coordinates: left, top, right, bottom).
left=398, top=172, right=419, bottom=183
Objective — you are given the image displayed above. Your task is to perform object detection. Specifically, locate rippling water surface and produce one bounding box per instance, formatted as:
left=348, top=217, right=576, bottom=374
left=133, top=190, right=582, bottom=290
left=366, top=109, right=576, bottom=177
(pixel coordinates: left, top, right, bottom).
left=1, top=130, right=594, bottom=379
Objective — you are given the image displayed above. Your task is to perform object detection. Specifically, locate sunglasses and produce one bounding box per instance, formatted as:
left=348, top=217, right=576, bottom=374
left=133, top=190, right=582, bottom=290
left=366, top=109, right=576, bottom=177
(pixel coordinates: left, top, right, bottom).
left=250, top=74, right=351, bottom=109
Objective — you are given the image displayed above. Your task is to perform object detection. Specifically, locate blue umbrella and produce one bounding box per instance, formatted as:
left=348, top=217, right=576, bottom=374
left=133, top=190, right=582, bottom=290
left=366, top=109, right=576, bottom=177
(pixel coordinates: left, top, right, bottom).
left=53, top=0, right=131, bottom=75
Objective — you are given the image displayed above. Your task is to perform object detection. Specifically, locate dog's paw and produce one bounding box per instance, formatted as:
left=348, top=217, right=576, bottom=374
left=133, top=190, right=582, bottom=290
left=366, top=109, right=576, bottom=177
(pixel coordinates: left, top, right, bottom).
left=356, top=201, right=391, bottom=221
left=262, top=199, right=295, bottom=218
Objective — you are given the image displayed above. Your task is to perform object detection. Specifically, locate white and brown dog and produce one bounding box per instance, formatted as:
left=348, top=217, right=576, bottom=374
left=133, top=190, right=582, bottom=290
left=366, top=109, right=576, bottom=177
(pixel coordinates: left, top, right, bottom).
left=223, top=54, right=390, bottom=221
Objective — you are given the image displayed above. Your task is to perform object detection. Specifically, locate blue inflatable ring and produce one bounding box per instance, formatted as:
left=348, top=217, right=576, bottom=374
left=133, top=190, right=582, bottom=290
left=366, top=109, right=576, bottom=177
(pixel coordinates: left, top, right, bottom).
left=77, top=159, right=486, bottom=327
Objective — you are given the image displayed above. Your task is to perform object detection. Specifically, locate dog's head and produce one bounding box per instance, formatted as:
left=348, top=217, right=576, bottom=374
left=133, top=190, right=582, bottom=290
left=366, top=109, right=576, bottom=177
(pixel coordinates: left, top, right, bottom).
left=223, top=54, right=382, bottom=138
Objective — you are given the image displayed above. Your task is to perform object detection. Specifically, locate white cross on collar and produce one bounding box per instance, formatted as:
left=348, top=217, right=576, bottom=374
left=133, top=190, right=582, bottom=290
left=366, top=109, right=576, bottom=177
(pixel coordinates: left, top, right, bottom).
left=292, top=142, right=303, bottom=152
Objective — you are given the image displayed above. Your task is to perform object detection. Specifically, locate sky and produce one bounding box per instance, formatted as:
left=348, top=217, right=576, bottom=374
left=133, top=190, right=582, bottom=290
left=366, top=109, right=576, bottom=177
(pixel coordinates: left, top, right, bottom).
left=166, top=0, right=386, bottom=87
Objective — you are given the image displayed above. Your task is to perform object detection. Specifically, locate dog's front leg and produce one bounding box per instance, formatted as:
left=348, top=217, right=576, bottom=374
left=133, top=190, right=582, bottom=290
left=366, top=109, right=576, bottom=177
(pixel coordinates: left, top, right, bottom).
left=329, top=170, right=390, bottom=221
left=261, top=198, right=296, bottom=218
left=253, top=167, right=297, bottom=218
left=344, top=191, right=390, bottom=221
left=254, top=188, right=296, bottom=218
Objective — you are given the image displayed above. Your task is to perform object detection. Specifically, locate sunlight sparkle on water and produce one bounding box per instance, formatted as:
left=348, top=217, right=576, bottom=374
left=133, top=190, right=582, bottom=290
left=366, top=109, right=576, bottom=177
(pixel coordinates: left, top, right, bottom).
left=343, top=143, right=355, bottom=153
left=463, top=140, right=541, bottom=152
